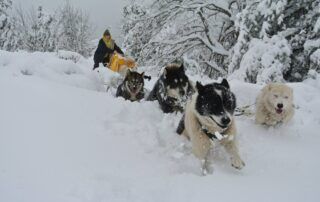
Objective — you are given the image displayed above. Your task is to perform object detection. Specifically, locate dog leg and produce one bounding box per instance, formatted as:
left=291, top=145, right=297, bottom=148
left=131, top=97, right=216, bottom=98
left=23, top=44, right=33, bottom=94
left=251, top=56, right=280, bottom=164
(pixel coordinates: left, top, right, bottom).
left=222, top=140, right=245, bottom=170
left=264, top=116, right=277, bottom=126
left=201, top=150, right=214, bottom=176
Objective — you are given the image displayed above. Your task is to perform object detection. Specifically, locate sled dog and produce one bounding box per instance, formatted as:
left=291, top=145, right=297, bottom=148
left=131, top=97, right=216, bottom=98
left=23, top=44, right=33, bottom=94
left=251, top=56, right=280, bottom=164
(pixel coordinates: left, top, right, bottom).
left=255, top=83, right=294, bottom=126
left=147, top=63, right=194, bottom=113
left=116, top=69, right=145, bottom=102
left=177, top=79, right=245, bottom=174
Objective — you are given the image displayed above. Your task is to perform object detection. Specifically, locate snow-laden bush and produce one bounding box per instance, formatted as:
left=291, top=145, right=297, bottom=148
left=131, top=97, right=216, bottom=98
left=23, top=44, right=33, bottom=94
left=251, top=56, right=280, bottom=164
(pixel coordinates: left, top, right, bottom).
left=229, top=0, right=320, bottom=83
left=310, top=49, right=320, bottom=71
left=231, top=35, right=291, bottom=84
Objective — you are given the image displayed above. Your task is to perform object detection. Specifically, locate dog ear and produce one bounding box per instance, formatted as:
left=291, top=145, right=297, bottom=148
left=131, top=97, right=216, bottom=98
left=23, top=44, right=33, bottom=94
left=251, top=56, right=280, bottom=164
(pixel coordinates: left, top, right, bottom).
left=221, top=79, right=230, bottom=89
left=125, top=69, right=131, bottom=77
left=163, top=68, right=167, bottom=79
left=179, top=63, right=185, bottom=72
left=196, top=81, right=204, bottom=93
left=140, top=72, right=145, bottom=77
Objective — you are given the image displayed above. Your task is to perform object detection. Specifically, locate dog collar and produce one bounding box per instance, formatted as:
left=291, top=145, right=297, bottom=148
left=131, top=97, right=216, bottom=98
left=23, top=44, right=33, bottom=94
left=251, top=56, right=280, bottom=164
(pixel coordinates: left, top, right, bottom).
left=197, top=119, right=227, bottom=141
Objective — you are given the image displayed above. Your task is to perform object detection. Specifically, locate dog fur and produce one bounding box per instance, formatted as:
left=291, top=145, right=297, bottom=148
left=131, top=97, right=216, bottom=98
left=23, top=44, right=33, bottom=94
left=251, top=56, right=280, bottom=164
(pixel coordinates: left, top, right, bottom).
left=116, top=70, right=145, bottom=102
left=255, top=83, right=294, bottom=126
left=147, top=63, right=194, bottom=113
left=177, top=79, right=245, bottom=174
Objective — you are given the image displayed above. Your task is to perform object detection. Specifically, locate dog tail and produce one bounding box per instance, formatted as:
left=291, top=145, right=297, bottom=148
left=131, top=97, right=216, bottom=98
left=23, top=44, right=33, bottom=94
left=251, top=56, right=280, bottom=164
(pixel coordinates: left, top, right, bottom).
left=176, top=114, right=185, bottom=135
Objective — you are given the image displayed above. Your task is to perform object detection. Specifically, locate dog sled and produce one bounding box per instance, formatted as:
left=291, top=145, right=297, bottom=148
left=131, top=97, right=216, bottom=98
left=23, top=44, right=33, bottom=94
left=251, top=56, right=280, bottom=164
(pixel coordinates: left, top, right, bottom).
left=97, top=52, right=151, bottom=95
left=105, top=52, right=136, bottom=75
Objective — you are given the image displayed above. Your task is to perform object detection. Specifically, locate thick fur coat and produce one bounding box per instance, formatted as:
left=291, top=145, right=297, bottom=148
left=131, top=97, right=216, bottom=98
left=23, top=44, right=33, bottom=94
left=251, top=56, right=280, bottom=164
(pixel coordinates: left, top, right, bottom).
left=116, top=70, right=145, bottom=102
left=255, top=83, right=294, bottom=126
left=177, top=80, right=245, bottom=174
left=147, top=63, right=194, bottom=113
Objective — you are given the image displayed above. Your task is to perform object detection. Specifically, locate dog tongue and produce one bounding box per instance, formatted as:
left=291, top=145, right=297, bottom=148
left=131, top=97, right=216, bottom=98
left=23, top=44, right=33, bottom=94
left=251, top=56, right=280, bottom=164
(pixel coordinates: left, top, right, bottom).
left=276, top=108, right=283, bottom=114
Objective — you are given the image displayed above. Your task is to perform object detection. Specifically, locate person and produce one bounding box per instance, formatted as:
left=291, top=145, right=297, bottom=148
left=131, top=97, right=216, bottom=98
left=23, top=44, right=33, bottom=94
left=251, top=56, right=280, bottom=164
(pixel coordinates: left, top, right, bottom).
left=93, top=29, right=124, bottom=70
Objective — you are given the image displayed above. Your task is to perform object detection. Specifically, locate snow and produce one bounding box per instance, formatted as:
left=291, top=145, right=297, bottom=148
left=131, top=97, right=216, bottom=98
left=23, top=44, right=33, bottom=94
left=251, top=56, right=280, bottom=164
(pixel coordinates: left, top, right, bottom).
left=1, top=50, right=320, bottom=202
left=56, top=50, right=82, bottom=63
left=310, top=49, right=320, bottom=67
left=230, top=35, right=291, bottom=83
left=314, top=17, right=320, bottom=32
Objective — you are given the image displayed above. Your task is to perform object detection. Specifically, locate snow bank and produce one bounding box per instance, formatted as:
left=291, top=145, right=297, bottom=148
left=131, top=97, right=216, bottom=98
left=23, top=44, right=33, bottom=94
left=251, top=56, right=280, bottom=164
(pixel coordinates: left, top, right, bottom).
left=1, top=51, right=320, bottom=202
left=0, top=50, right=105, bottom=91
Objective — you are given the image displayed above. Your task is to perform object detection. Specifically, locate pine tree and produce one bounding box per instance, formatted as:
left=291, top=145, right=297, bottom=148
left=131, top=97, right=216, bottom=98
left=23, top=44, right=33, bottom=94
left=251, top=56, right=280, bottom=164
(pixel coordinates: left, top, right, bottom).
left=0, top=0, right=18, bottom=51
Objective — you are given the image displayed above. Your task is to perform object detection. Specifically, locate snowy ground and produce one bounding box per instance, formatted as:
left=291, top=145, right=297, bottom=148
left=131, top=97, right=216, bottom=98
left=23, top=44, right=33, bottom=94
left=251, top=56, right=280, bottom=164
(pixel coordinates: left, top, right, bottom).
left=1, top=50, right=320, bottom=202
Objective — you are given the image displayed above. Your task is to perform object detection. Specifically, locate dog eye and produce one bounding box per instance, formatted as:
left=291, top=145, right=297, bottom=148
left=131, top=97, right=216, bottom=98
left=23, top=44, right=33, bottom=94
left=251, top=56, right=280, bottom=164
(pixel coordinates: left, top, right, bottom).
left=274, top=94, right=278, bottom=98
left=284, top=96, right=289, bottom=99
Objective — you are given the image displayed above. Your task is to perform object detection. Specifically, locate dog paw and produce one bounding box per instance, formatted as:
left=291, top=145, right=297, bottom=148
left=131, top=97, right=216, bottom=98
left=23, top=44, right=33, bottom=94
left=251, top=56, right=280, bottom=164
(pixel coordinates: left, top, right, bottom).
left=201, top=160, right=214, bottom=176
left=231, top=158, right=245, bottom=170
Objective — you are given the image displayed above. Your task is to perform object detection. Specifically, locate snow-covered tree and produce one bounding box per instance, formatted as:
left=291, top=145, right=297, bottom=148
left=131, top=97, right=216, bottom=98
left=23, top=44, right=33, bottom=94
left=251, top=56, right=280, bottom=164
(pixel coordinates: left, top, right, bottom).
left=0, top=0, right=18, bottom=51
left=122, top=3, right=148, bottom=60
left=230, top=35, right=291, bottom=84
left=284, top=0, right=320, bottom=81
left=123, top=0, right=243, bottom=78
left=56, top=1, right=94, bottom=57
left=23, top=6, right=56, bottom=52
left=229, top=0, right=320, bottom=83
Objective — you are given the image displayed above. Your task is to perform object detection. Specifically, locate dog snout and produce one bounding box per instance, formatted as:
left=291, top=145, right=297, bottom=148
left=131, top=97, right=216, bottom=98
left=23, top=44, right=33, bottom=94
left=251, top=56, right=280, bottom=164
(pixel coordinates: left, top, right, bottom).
left=277, top=103, right=283, bottom=109
left=221, top=116, right=230, bottom=125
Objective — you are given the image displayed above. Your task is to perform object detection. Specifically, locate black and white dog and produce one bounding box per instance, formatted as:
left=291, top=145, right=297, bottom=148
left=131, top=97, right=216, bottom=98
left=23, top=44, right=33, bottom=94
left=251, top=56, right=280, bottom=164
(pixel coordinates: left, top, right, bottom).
left=176, top=79, right=245, bottom=175
left=147, top=63, right=194, bottom=113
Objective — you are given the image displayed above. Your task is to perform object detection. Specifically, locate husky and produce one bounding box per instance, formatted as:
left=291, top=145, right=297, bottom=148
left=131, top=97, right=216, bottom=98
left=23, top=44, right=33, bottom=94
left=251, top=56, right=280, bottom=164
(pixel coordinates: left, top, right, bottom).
left=147, top=63, right=194, bottom=113
left=176, top=79, right=245, bottom=175
left=116, top=70, right=145, bottom=102
left=255, top=83, right=294, bottom=126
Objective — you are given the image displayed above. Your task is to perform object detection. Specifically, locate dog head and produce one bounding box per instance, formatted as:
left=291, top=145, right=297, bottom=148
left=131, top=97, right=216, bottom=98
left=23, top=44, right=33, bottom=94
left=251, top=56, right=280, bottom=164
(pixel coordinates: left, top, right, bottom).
left=162, top=63, right=189, bottom=99
left=124, top=69, right=144, bottom=94
left=265, top=83, right=293, bottom=115
left=195, top=79, right=236, bottom=129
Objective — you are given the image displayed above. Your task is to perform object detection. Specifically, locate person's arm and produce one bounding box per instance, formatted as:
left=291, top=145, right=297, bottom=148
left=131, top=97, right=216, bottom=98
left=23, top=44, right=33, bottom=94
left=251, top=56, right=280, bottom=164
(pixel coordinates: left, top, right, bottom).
left=93, top=39, right=106, bottom=66
left=93, top=39, right=115, bottom=69
left=114, top=43, right=124, bottom=55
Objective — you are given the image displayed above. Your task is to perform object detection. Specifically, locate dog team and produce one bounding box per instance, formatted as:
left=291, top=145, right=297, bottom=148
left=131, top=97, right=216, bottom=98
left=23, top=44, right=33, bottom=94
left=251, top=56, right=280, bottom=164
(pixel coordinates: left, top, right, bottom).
left=114, top=62, right=295, bottom=175
left=93, top=30, right=295, bottom=175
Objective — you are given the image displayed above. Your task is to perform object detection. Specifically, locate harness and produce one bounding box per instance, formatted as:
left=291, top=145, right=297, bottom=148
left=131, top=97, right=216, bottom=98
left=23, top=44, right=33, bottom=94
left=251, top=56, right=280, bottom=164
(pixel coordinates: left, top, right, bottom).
left=197, top=118, right=228, bottom=141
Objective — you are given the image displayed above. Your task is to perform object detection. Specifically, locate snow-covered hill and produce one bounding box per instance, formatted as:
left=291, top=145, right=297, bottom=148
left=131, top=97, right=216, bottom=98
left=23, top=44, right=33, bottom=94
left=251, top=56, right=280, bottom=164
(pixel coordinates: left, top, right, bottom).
left=1, top=51, right=320, bottom=202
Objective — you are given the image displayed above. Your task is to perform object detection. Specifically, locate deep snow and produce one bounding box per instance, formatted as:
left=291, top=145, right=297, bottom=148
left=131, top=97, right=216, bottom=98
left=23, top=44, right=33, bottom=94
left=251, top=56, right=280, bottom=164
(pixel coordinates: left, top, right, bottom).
left=0, top=50, right=320, bottom=202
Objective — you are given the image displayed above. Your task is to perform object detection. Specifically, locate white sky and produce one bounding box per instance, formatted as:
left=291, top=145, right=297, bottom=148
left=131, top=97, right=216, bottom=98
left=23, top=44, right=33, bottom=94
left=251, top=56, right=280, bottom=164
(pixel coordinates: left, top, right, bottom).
left=13, top=0, right=128, bottom=42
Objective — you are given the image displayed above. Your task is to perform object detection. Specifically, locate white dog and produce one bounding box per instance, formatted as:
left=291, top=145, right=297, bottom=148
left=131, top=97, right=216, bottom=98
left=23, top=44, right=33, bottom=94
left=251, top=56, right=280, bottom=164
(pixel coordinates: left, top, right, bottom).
left=255, top=83, right=294, bottom=126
